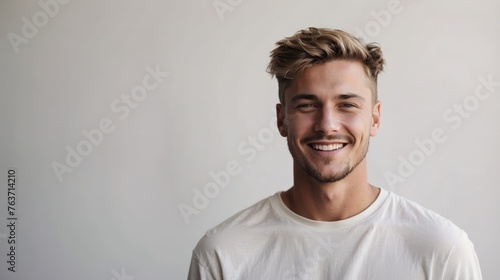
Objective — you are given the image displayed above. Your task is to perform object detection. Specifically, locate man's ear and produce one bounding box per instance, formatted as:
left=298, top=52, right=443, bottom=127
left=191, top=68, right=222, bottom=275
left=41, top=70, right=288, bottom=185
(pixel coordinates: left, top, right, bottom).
left=370, top=101, right=381, bottom=137
left=276, top=103, right=288, bottom=137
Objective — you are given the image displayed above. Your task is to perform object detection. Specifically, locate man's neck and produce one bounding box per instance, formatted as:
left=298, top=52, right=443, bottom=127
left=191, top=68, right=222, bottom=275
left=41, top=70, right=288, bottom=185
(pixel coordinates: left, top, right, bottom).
left=281, top=161, right=380, bottom=221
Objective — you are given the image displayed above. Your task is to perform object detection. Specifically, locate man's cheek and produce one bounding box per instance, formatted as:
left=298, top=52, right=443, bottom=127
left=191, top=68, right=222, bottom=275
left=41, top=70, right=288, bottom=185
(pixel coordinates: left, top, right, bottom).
left=288, top=111, right=309, bottom=124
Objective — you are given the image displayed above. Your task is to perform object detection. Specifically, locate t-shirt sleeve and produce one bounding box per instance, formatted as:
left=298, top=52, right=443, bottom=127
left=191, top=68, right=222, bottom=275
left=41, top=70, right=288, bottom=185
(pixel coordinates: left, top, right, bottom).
left=442, top=231, right=482, bottom=280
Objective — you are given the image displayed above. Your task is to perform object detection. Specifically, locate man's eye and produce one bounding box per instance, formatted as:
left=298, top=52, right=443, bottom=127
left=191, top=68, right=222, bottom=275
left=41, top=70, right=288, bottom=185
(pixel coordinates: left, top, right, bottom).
left=339, top=103, right=356, bottom=108
left=297, top=104, right=316, bottom=109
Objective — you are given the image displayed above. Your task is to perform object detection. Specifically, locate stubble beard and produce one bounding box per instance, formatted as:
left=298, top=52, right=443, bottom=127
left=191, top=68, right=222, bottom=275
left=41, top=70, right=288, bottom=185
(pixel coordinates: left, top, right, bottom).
left=292, top=139, right=370, bottom=183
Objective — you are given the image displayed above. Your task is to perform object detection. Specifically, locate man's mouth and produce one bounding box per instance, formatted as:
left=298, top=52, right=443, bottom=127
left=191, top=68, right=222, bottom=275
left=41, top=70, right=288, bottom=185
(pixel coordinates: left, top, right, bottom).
left=309, top=143, right=347, bottom=151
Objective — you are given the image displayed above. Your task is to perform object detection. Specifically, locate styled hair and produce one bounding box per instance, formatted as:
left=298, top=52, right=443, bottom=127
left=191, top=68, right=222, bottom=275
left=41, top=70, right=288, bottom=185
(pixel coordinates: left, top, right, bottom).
left=267, top=27, right=385, bottom=104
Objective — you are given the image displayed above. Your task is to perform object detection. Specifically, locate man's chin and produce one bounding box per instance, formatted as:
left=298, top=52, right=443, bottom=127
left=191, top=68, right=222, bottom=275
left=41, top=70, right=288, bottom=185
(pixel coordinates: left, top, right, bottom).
left=312, top=174, right=350, bottom=183
left=306, top=166, right=352, bottom=183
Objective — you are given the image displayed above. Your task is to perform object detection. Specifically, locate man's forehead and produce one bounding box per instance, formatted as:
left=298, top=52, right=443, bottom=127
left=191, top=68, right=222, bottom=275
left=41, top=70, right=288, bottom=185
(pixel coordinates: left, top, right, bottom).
left=283, top=60, right=374, bottom=102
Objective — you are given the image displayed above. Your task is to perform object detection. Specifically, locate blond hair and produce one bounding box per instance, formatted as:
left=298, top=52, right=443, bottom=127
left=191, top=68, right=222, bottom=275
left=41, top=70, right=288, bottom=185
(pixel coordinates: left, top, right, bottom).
left=267, top=27, right=385, bottom=104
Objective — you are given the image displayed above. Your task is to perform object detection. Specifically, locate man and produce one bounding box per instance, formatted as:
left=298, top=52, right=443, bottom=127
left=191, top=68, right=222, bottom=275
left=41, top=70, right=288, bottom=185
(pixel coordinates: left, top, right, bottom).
left=188, top=27, right=482, bottom=279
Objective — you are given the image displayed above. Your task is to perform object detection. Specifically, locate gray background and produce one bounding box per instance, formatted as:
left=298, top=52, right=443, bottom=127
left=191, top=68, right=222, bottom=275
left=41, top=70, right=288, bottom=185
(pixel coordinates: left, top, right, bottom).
left=0, top=0, right=499, bottom=279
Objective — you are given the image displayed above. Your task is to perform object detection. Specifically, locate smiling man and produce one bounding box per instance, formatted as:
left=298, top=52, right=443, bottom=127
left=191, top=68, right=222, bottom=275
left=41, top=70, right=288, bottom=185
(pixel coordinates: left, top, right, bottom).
left=188, top=27, right=482, bottom=279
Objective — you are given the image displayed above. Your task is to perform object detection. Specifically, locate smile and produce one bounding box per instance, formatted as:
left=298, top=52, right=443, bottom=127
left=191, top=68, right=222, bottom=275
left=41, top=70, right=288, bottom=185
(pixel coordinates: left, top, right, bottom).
left=310, top=143, right=346, bottom=151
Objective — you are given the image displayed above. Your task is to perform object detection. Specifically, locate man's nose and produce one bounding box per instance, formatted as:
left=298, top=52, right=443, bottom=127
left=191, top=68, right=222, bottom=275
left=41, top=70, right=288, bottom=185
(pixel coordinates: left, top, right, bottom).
left=314, top=106, right=341, bottom=134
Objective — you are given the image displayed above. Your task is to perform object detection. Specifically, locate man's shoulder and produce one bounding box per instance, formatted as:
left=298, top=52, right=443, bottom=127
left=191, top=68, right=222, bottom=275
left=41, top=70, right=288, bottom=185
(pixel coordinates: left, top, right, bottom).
left=382, top=190, right=465, bottom=252
left=382, top=191, right=481, bottom=278
left=193, top=192, right=281, bottom=254
left=210, top=192, right=281, bottom=232
left=384, top=191, right=460, bottom=229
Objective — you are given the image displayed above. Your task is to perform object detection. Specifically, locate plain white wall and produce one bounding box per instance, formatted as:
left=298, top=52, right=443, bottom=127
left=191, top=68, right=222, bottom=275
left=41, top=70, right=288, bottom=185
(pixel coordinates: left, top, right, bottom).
left=0, top=0, right=499, bottom=279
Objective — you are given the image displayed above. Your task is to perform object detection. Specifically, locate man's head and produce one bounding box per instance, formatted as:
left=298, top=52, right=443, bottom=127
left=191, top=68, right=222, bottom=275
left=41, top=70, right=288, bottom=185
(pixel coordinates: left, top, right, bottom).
left=267, top=27, right=385, bottom=106
left=267, top=27, right=385, bottom=183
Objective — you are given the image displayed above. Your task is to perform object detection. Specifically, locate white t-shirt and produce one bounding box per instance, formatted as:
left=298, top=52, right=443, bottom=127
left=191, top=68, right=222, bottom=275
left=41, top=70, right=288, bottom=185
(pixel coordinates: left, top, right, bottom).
left=188, top=189, right=482, bottom=280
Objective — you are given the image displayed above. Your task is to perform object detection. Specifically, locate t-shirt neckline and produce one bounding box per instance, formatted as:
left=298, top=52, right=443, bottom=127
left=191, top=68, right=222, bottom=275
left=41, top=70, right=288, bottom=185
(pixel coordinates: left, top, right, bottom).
left=271, top=188, right=390, bottom=230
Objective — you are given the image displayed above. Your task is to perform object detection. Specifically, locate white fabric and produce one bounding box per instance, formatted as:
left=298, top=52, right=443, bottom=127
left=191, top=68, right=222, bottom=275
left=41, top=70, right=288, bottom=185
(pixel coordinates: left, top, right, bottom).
left=188, top=189, right=482, bottom=280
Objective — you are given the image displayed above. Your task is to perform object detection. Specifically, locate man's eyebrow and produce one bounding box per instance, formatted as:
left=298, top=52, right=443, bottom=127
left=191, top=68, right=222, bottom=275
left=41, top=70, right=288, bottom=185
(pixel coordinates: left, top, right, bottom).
left=290, top=93, right=318, bottom=103
left=290, top=93, right=366, bottom=102
left=336, top=93, right=366, bottom=101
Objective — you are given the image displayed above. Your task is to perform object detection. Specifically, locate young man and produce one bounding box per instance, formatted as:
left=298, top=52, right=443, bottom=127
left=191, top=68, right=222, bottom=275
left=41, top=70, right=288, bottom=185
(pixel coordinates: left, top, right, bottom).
left=188, top=27, right=482, bottom=279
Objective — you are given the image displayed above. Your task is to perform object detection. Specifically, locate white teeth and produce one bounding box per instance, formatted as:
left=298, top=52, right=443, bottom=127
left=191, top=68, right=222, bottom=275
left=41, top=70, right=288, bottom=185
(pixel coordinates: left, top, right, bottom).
left=312, top=143, right=344, bottom=151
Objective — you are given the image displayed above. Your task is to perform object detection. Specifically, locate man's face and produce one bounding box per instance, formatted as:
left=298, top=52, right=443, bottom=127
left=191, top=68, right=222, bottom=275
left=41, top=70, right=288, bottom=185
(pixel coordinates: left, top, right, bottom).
left=277, top=59, right=381, bottom=183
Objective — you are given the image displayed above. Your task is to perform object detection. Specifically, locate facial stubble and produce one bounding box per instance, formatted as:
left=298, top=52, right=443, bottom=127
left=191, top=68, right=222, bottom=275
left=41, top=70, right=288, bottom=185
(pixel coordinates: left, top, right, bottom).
left=290, top=137, right=370, bottom=183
